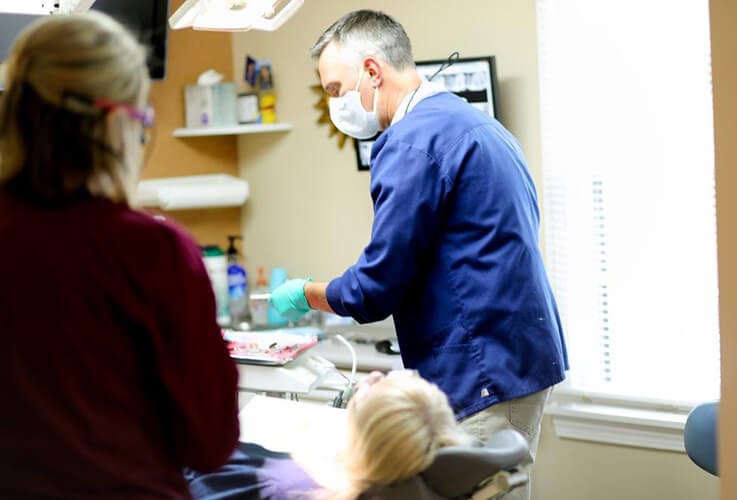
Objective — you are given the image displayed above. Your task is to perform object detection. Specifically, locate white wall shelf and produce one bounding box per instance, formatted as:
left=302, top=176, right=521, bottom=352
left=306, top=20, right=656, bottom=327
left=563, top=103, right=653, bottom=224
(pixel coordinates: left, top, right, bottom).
left=173, top=123, right=293, bottom=137
left=137, top=174, right=249, bottom=211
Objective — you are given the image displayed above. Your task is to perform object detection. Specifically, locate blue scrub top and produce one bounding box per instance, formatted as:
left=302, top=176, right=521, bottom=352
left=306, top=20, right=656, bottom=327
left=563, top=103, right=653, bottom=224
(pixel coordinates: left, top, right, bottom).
left=326, top=92, right=568, bottom=418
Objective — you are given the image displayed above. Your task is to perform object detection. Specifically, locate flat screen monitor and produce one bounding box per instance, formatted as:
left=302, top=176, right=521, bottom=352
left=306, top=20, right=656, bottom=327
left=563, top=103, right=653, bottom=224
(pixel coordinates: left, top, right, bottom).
left=0, top=0, right=169, bottom=88
left=91, top=0, right=170, bottom=80
left=0, top=13, right=41, bottom=63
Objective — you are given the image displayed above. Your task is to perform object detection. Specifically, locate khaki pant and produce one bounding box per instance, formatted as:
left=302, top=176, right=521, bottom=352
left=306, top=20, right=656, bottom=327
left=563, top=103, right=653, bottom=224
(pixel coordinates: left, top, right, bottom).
left=459, top=387, right=552, bottom=500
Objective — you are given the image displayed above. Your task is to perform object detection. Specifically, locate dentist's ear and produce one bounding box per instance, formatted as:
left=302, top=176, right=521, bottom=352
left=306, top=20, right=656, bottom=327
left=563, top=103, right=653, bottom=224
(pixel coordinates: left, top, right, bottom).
left=363, top=57, right=383, bottom=88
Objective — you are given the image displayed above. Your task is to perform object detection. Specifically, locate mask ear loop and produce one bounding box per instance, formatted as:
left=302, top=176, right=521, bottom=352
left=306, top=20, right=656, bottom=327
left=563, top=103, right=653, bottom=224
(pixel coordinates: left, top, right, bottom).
left=371, top=81, right=379, bottom=114
left=356, top=63, right=380, bottom=114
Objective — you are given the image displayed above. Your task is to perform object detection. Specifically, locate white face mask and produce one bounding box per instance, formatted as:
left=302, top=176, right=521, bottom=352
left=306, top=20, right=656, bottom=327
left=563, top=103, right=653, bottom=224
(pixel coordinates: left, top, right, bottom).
left=328, top=66, right=380, bottom=140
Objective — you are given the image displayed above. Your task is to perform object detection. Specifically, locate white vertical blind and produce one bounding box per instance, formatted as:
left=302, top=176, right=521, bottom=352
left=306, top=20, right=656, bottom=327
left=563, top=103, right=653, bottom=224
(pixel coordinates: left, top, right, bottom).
left=537, top=0, right=719, bottom=404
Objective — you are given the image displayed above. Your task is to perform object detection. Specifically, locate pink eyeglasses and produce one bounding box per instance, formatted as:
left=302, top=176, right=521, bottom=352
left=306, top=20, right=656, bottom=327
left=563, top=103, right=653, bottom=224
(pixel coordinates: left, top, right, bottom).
left=92, top=98, right=155, bottom=145
left=93, top=98, right=155, bottom=129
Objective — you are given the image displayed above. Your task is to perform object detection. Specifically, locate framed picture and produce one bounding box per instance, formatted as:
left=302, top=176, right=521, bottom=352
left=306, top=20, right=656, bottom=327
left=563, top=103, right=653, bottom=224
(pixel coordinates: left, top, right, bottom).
left=354, top=136, right=375, bottom=171
left=354, top=55, right=500, bottom=171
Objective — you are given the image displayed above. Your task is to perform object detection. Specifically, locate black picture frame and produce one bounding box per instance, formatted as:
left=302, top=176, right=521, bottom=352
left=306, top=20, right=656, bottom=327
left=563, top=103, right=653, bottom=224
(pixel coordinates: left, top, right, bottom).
left=354, top=132, right=379, bottom=171
left=354, top=55, right=500, bottom=171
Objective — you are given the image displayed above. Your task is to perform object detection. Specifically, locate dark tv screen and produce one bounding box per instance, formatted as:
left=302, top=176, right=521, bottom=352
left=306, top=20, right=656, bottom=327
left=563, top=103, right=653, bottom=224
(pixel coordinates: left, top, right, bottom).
left=0, top=13, right=42, bottom=60
left=91, top=0, right=170, bottom=80
left=0, top=1, right=169, bottom=85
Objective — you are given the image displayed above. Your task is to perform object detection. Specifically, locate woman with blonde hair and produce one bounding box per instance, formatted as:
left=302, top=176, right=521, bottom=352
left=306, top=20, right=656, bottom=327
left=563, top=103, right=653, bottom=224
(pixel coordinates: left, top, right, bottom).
left=0, top=12, right=239, bottom=499
left=337, top=371, right=475, bottom=498
left=185, top=371, right=474, bottom=500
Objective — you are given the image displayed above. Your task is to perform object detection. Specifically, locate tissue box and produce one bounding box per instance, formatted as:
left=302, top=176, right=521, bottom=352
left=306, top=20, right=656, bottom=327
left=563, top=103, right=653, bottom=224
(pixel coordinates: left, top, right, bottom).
left=184, top=83, right=238, bottom=128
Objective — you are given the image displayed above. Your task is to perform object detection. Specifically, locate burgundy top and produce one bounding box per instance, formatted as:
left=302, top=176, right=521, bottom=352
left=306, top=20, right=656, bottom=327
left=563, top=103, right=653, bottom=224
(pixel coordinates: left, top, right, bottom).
left=0, top=192, right=239, bottom=499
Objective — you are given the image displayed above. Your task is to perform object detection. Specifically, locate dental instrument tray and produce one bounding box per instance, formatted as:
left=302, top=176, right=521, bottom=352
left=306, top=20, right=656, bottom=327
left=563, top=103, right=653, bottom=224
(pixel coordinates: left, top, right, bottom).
left=222, top=329, right=319, bottom=365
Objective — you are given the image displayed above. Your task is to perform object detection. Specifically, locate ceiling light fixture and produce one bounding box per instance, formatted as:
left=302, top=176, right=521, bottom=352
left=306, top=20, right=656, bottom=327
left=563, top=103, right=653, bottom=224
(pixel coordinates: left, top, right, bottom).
left=169, top=0, right=304, bottom=32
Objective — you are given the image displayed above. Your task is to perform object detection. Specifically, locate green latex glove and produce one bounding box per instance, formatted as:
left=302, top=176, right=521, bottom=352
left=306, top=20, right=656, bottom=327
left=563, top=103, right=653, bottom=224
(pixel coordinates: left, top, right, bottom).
left=270, top=278, right=313, bottom=322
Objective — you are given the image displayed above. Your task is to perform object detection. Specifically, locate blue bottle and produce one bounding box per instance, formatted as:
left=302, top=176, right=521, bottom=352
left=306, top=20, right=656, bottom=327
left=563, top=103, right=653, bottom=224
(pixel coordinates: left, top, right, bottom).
left=226, top=236, right=249, bottom=329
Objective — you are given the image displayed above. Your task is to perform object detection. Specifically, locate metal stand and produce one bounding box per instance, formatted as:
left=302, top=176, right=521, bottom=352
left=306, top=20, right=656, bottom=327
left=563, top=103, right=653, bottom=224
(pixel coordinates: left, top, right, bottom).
left=235, top=353, right=337, bottom=396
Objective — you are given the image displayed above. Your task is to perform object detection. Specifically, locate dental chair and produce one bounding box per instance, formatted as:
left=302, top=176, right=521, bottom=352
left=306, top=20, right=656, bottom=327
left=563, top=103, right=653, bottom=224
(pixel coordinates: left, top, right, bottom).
left=360, top=429, right=530, bottom=500
left=187, top=429, right=530, bottom=500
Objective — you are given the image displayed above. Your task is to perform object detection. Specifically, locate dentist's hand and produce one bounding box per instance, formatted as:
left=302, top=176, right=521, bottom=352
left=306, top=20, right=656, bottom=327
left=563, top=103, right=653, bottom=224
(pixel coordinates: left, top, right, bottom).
left=270, top=278, right=313, bottom=322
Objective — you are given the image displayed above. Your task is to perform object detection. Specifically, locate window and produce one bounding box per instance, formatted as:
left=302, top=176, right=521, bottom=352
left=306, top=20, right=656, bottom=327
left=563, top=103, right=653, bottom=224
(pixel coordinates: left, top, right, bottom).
left=537, top=0, right=719, bottom=406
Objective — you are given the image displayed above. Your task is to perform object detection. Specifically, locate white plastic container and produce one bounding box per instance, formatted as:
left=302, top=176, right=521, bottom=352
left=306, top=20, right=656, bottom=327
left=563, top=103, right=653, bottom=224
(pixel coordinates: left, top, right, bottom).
left=249, top=267, right=270, bottom=327
left=202, top=245, right=230, bottom=327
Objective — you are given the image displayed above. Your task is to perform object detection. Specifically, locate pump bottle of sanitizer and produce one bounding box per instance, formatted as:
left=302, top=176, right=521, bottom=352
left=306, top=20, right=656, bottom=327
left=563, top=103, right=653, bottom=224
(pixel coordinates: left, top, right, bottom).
left=226, top=235, right=249, bottom=329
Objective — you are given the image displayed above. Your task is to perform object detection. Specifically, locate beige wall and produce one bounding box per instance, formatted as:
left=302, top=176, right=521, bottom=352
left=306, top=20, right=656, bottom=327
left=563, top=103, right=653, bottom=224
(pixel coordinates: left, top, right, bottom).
left=232, top=1, right=720, bottom=499
left=232, top=0, right=541, bottom=280
left=535, top=417, right=717, bottom=500
left=710, top=1, right=737, bottom=499
left=147, top=0, right=240, bottom=250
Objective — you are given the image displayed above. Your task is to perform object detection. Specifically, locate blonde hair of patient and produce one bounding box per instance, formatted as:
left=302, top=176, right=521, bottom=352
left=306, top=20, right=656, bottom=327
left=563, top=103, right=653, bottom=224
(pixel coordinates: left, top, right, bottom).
left=333, top=375, right=474, bottom=499
left=0, top=11, right=149, bottom=203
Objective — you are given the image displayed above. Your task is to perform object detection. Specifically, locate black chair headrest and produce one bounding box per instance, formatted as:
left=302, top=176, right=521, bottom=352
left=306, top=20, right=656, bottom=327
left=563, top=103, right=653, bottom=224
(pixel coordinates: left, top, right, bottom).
left=361, top=429, right=530, bottom=500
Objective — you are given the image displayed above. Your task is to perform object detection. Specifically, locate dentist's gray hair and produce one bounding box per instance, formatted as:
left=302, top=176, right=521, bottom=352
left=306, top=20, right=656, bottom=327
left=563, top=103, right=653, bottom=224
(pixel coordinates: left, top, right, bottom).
left=310, top=10, right=415, bottom=70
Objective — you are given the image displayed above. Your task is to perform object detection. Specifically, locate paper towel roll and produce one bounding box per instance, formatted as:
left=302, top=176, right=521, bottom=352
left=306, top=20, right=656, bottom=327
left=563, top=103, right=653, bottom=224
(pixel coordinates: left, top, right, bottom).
left=136, top=174, right=249, bottom=210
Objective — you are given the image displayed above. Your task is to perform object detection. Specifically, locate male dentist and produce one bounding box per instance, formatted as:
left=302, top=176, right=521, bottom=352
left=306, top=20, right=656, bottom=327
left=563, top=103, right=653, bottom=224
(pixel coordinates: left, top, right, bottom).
left=271, top=10, right=567, bottom=498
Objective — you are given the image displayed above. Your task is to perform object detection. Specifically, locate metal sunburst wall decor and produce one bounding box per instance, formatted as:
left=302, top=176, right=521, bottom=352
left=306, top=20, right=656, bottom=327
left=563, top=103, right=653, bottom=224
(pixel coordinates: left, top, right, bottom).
left=311, top=71, right=348, bottom=149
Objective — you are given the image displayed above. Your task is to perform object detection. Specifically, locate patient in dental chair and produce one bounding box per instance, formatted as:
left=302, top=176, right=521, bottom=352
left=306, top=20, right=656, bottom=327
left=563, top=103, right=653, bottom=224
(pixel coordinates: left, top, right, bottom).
left=185, top=371, right=475, bottom=500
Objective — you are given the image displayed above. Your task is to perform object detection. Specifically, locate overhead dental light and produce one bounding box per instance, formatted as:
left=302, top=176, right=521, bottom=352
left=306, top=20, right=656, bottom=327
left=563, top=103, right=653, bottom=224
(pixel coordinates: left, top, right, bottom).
left=169, top=0, right=304, bottom=32
left=0, top=0, right=96, bottom=15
